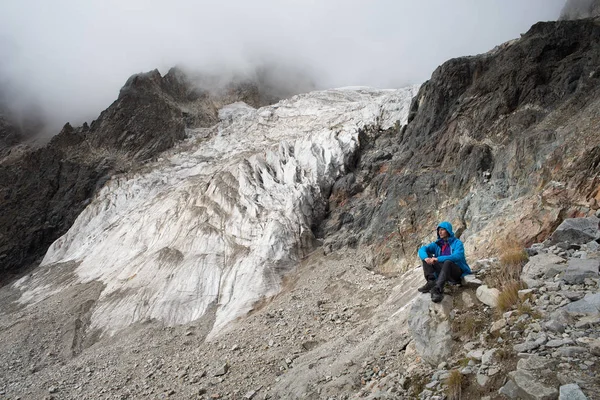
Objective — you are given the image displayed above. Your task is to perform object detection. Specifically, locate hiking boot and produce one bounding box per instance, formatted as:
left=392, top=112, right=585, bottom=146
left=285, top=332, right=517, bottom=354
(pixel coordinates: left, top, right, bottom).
left=431, top=286, right=444, bottom=303
left=418, top=280, right=436, bottom=293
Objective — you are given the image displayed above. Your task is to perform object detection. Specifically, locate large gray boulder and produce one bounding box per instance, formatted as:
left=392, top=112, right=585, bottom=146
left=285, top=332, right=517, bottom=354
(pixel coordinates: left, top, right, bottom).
left=562, top=293, right=600, bottom=315
left=549, top=217, right=600, bottom=245
left=522, top=254, right=566, bottom=283
left=559, top=383, right=588, bottom=400
left=508, top=369, right=558, bottom=400
left=407, top=294, right=453, bottom=366
left=562, top=259, right=600, bottom=284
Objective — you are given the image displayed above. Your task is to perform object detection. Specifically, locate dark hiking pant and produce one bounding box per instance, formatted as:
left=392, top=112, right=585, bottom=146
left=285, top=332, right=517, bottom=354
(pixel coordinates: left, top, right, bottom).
left=422, top=260, right=462, bottom=289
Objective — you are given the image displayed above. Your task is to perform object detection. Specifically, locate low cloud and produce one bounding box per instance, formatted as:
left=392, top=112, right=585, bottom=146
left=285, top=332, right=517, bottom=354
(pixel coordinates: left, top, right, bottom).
left=0, top=0, right=565, bottom=135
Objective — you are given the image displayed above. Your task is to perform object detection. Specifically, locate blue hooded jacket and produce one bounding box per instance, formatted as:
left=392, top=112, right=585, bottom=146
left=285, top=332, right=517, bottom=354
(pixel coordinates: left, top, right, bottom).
left=418, top=221, right=471, bottom=277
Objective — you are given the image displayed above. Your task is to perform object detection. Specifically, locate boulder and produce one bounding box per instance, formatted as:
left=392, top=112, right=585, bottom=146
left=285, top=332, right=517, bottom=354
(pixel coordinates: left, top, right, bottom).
left=549, top=217, right=600, bottom=246
left=558, top=347, right=587, bottom=357
left=461, top=274, right=482, bottom=288
left=522, top=254, right=566, bottom=282
left=461, top=291, right=476, bottom=307
left=544, top=319, right=566, bottom=333
left=516, top=355, right=554, bottom=371
left=499, top=379, right=520, bottom=399
left=481, top=349, right=497, bottom=365
left=407, top=295, right=453, bottom=366
left=562, top=259, right=599, bottom=284
left=546, top=338, right=574, bottom=348
left=490, top=319, right=507, bottom=333
left=590, top=339, right=600, bottom=356
left=543, top=264, right=568, bottom=279
left=586, top=240, right=599, bottom=252
left=476, top=285, right=500, bottom=307
left=559, top=383, right=588, bottom=400
left=508, top=369, right=558, bottom=400
left=562, top=293, right=600, bottom=315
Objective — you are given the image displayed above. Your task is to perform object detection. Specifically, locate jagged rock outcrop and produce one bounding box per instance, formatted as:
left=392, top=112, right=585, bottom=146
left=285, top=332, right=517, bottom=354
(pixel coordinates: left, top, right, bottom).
left=0, top=104, right=45, bottom=161
left=322, top=17, right=600, bottom=271
left=0, top=115, right=22, bottom=158
left=560, top=0, right=600, bottom=20
left=0, top=68, right=303, bottom=283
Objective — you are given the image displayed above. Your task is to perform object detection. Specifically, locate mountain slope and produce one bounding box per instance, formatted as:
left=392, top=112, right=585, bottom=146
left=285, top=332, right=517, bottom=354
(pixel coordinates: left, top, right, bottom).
left=322, top=17, right=600, bottom=271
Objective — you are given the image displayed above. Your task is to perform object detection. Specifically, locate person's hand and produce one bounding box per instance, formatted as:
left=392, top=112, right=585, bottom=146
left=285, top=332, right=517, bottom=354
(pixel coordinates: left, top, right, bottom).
left=425, top=257, right=437, bottom=265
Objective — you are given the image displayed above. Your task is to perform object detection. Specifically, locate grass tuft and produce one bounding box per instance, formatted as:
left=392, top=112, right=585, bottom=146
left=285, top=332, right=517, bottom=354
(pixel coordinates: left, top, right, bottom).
left=498, top=238, right=529, bottom=284
left=445, top=369, right=463, bottom=400
left=409, top=374, right=428, bottom=396
left=453, top=314, right=485, bottom=338
left=497, top=281, right=526, bottom=312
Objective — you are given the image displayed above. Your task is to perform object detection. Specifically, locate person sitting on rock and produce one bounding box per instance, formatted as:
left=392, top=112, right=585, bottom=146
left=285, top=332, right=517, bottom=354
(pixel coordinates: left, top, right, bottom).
left=417, top=221, right=471, bottom=303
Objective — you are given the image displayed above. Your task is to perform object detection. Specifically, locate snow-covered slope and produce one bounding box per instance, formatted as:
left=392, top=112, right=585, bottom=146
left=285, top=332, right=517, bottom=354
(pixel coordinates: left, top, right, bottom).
left=15, top=86, right=418, bottom=337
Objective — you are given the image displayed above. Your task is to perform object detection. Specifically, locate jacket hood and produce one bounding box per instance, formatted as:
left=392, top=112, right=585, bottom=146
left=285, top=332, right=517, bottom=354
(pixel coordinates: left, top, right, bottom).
left=437, top=221, right=454, bottom=238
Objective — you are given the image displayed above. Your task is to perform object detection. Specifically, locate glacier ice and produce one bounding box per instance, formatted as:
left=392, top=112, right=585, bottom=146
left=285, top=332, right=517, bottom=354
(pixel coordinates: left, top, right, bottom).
left=17, top=86, right=419, bottom=337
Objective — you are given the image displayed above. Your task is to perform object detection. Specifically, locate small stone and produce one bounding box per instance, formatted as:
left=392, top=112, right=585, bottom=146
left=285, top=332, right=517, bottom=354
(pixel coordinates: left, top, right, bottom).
left=558, top=347, right=587, bottom=357
left=425, top=381, right=438, bottom=390
left=518, top=289, right=535, bottom=300
left=213, top=363, right=229, bottom=377
left=513, top=341, right=540, bottom=353
left=462, top=275, right=483, bottom=288
left=560, top=291, right=583, bottom=301
left=467, top=349, right=483, bottom=361
left=476, top=285, right=500, bottom=307
left=460, top=367, right=473, bottom=375
left=476, top=373, right=489, bottom=387
left=487, top=367, right=500, bottom=376
left=481, top=349, right=497, bottom=365
left=48, top=386, right=57, bottom=394
left=499, top=379, right=519, bottom=399
left=490, top=319, right=507, bottom=333
left=546, top=338, right=574, bottom=348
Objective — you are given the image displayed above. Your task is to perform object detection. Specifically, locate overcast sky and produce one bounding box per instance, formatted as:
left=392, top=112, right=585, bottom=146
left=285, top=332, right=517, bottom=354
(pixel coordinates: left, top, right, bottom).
left=1, top=0, right=566, bottom=131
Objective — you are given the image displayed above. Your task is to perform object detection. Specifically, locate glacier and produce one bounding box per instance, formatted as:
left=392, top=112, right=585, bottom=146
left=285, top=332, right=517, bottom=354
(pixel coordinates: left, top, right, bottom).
left=15, top=86, right=419, bottom=337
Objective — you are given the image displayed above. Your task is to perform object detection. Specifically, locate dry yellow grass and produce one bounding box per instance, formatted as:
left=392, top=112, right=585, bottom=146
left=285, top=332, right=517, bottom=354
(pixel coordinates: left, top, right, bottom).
left=498, top=238, right=529, bottom=282
left=487, top=237, right=529, bottom=292
left=453, top=314, right=485, bottom=338
left=445, top=369, right=463, bottom=400
left=497, top=281, right=526, bottom=312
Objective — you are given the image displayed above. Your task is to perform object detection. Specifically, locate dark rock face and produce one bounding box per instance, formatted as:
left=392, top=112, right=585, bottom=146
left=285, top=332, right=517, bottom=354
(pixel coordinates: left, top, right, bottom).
left=0, top=124, right=112, bottom=283
left=0, top=115, right=22, bottom=158
left=322, top=19, right=600, bottom=267
left=0, top=68, right=295, bottom=283
left=560, top=0, right=600, bottom=20
left=87, top=67, right=279, bottom=162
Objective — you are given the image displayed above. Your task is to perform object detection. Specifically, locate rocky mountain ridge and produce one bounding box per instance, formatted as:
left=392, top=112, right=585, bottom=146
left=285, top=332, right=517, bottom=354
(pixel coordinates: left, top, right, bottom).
left=0, top=67, right=304, bottom=284
left=322, top=16, right=600, bottom=272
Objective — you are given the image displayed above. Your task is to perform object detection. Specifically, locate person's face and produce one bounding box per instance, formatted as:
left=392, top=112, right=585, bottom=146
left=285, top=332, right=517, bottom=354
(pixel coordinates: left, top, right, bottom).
left=438, top=228, right=449, bottom=239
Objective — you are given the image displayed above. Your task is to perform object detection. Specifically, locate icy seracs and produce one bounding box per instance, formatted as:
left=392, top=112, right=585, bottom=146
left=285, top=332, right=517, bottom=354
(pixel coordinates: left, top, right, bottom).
left=16, top=86, right=419, bottom=337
